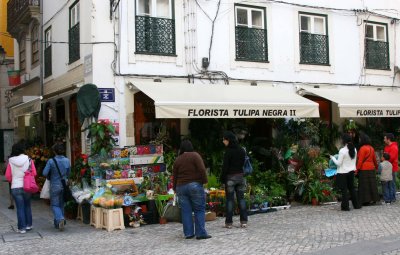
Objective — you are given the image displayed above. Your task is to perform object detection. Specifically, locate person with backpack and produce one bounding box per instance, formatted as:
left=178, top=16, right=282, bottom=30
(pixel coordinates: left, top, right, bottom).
left=42, top=143, right=71, bottom=231
left=221, top=131, right=247, bottom=228
left=5, top=141, right=36, bottom=233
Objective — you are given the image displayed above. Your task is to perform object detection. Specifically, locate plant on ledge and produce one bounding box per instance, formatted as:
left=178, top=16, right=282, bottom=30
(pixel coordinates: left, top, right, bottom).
left=86, top=120, right=116, bottom=157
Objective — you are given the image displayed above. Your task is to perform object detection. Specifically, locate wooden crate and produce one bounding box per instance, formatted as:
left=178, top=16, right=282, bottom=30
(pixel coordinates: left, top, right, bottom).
left=90, top=206, right=103, bottom=229
left=101, top=208, right=125, bottom=232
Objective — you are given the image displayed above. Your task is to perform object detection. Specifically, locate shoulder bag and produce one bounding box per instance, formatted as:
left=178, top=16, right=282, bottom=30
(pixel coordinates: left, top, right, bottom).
left=23, top=159, right=39, bottom=194
left=52, top=158, right=73, bottom=201
left=242, top=147, right=253, bottom=176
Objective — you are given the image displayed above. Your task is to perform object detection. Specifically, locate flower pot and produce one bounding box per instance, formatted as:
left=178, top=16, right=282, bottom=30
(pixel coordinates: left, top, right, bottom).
left=159, top=216, right=167, bottom=224
left=311, top=198, right=319, bottom=206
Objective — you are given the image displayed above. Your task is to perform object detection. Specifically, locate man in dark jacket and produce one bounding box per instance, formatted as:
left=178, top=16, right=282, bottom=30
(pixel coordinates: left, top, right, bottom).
left=221, top=131, right=247, bottom=228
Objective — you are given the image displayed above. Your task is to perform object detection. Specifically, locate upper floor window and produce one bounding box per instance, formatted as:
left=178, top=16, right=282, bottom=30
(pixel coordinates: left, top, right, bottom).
left=31, top=24, right=39, bottom=66
left=235, top=5, right=268, bottom=62
left=299, top=13, right=329, bottom=65
left=69, top=1, right=80, bottom=63
left=365, top=22, right=389, bottom=70
left=19, top=35, right=26, bottom=73
left=44, top=27, right=52, bottom=77
left=135, top=0, right=176, bottom=55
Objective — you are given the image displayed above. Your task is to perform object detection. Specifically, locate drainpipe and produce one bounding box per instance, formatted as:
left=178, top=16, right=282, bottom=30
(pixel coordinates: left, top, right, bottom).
left=39, top=0, right=45, bottom=144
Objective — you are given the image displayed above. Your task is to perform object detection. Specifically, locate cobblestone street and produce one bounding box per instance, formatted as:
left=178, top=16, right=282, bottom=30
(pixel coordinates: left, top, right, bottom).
left=1, top=177, right=400, bottom=255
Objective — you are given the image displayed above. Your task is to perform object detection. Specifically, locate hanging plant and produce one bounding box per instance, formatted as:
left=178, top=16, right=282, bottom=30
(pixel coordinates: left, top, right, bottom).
left=86, top=120, right=116, bottom=157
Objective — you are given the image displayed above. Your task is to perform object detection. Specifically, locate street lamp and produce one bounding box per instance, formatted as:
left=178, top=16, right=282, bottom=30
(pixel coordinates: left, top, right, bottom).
left=0, top=45, right=6, bottom=65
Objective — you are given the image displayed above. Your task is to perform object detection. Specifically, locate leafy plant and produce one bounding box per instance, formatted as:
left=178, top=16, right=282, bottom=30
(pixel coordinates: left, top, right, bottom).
left=86, top=120, right=116, bottom=157
left=207, top=173, right=221, bottom=189
left=154, top=196, right=168, bottom=217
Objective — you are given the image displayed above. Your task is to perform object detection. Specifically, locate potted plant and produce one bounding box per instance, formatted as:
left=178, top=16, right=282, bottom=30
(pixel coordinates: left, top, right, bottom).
left=305, top=180, right=324, bottom=206
left=85, top=120, right=116, bottom=157
left=154, top=195, right=168, bottom=224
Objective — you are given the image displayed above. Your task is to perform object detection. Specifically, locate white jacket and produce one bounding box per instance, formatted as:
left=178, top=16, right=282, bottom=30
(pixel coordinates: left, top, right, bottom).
left=8, top=155, right=30, bottom=189
left=331, top=145, right=357, bottom=174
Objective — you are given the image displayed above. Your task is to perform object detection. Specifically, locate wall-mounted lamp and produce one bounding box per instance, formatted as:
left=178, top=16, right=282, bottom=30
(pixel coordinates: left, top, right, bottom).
left=0, top=46, right=6, bottom=65
left=126, top=81, right=134, bottom=91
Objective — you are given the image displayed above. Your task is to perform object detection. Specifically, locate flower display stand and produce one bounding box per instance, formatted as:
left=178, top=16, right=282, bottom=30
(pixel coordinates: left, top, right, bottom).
left=76, top=204, right=83, bottom=221
left=90, top=206, right=103, bottom=229
left=101, top=208, right=125, bottom=231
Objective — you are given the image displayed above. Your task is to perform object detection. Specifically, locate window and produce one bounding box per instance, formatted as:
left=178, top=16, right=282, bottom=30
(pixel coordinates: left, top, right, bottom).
left=69, top=1, right=80, bottom=63
left=135, top=0, right=175, bottom=55
left=365, top=22, right=389, bottom=70
left=44, top=27, right=52, bottom=77
left=235, top=5, right=268, bottom=62
left=31, top=24, right=39, bottom=65
left=299, top=13, right=329, bottom=65
left=19, top=35, right=26, bottom=73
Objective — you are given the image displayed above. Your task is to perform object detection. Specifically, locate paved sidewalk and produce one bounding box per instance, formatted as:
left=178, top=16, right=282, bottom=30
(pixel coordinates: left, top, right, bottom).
left=1, top=175, right=400, bottom=255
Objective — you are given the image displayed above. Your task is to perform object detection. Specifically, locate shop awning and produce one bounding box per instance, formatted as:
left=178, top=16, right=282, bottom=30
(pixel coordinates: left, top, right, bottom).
left=300, top=86, right=400, bottom=118
left=11, top=96, right=41, bottom=117
left=132, top=82, right=319, bottom=118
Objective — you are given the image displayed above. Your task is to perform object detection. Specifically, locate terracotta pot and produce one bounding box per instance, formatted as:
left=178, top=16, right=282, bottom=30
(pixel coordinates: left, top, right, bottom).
left=311, top=198, right=319, bottom=206
left=159, top=217, right=167, bottom=224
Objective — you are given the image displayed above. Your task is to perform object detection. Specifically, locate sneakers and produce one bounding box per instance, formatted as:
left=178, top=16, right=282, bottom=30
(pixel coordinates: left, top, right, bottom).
left=26, top=226, right=33, bottom=231
left=224, top=224, right=233, bottom=229
left=58, top=220, right=65, bottom=231
left=17, top=229, right=26, bottom=234
left=240, top=223, right=247, bottom=228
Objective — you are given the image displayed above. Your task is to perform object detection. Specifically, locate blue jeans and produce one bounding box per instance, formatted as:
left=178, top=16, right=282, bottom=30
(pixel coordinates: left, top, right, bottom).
left=176, top=182, right=207, bottom=238
left=225, top=174, right=248, bottom=224
left=389, top=172, right=397, bottom=202
left=50, top=184, right=65, bottom=227
left=11, top=188, right=32, bottom=230
left=382, top=181, right=391, bottom=202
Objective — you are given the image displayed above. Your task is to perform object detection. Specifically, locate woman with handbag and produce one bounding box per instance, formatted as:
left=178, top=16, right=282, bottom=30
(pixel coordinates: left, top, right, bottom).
left=357, top=133, right=379, bottom=206
left=42, top=143, right=71, bottom=231
left=173, top=139, right=211, bottom=240
left=5, top=141, right=36, bottom=234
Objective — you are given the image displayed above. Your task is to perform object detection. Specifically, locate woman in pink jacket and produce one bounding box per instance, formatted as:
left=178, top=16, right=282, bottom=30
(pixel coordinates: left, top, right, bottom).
left=5, top=141, right=36, bottom=234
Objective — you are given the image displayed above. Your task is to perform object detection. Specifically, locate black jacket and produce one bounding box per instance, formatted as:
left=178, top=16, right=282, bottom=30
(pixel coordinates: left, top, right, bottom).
left=220, top=145, right=245, bottom=183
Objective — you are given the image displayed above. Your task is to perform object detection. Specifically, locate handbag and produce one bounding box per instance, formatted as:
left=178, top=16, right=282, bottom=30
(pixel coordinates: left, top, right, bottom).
left=242, top=147, right=253, bottom=176
left=40, top=179, right=50, bottom=199
left=52, top=158, right=73, bottom=201
left=23, top=159, right=39, bottom=194
left=162, top=195, right=181, bottom=223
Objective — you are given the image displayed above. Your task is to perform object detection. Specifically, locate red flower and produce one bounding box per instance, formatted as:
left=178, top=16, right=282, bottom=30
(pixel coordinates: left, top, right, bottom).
left=322, top=189, right=330, bottom=196
left=80, top=168, right=87, bottom=177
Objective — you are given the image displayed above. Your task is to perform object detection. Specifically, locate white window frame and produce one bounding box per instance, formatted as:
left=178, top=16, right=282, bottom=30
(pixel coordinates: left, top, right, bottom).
left=365, top=23, right=387, bottom=42
left=299, top=14, right=326, bottom=35
left=235, top=6, right=265, bottom=29
left=70, top=1, right=80, bottom=28
left=45, top=27, right=52, bottom=48
left=136, top=0, right=173, bottom=19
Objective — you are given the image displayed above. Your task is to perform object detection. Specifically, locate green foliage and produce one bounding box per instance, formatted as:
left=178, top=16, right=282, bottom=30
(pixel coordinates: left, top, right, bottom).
left=163, top=150, right=177, bottom=173
left=86, top=121, right=116, bottom=157
left=304, top=180, right=336, bottom=204
left=207, top=173, right=221, bottom=189
left=154, top=196, right=168, bottom=217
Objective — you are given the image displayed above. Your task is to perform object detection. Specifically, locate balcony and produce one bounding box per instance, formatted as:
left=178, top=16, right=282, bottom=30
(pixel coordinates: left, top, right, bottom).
left=235, top=26, right=268, bottom=62
left=365, top=39, right=390, bottom=70
left=135, top=16, right=176, bottom=56
left=7, top=0, right=40, bottom=38
left=299, top=32, right=329, bottom=65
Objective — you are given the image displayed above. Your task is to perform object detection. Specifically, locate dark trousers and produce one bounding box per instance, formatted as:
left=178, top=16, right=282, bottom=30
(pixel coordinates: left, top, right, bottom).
left=336, top=171, right=360, bottom=210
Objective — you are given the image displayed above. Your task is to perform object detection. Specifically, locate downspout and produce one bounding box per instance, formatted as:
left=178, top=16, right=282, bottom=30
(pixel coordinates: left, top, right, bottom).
left=39, top=0, right=45, bottom=144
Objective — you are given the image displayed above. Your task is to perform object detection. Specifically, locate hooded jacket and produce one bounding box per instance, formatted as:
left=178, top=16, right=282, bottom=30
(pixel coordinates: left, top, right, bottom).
left=5, top=154, right=37, bottom=189
left=384, top=142, right=398, bottom=172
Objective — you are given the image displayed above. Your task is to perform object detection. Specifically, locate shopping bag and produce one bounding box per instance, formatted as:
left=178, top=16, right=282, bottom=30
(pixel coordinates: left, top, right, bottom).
left=23, top=160, right=39, bottom=194
left=242, top=147, right=253, bottom=176
left=40, top=179, right=50, bottom=199
left=162, top=195, right=181, bottom=223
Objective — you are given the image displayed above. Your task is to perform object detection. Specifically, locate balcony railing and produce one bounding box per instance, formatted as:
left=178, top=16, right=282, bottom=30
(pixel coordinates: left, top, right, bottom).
left=235, top=27, right=268, bottom=62
left=299, top=32, right=329, bottom=65
left=44, top=46, right=52, bottom=78
left=365, top=39, right=390, bottom=70
left=7, top=0, right=39, bottom=36
left=135, top=16, right=176, bottom=55
left=68, top=24, right=80, bottom=64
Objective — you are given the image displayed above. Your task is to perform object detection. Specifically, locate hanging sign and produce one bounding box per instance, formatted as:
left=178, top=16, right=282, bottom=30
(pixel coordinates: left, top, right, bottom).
left=98, top=88, right=115, bottom=102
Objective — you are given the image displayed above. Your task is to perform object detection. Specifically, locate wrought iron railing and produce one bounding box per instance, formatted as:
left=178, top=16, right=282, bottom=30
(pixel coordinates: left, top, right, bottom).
left=68, top=24, right=80, bottom=64
left=365, top=39, right=390, bottom=70
left=135, top=16, right=176, bottom=55
left=235, top=27, right=268, bottom=62
left=44, top=46, right=52, bottom=78
left=7, top=0, right=39, bottom=30
left=299, top=32, right=329, bottom=65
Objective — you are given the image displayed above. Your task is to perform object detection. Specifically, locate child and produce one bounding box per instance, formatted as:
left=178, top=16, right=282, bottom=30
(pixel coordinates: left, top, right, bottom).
left=379, top=153, right=393, bottom=204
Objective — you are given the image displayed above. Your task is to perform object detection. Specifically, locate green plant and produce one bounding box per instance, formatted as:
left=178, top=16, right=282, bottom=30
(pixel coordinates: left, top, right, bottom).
left=305, top=180, right=324, bottom=203
left=207, top=173, right=221, bottom=189
left=86, top=120, right=116, bottom=157
left=163, top=150, right=177, bottom=173
left=154, top=196, right=168, bottom=217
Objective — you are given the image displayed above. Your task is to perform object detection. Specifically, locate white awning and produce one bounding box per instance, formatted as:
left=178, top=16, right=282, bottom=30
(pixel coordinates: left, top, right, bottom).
left=300, top=86, right=400, bottom=118
left=132, top=82, right=319, bottom=118
left=11, top=97, right=41, bottom=117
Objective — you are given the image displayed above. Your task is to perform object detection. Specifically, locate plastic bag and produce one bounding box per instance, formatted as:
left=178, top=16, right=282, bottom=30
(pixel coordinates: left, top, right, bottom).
left=40, top=179, right=50, bottom=199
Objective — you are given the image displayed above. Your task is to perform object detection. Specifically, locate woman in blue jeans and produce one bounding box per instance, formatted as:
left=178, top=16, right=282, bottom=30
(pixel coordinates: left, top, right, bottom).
left=173, top=139, right=211, bottom=240
left=43, top=144, right=71, bottom=231
left=5, top=141, right=36, bottom=234
left=221, top=131, right=247, bottom=228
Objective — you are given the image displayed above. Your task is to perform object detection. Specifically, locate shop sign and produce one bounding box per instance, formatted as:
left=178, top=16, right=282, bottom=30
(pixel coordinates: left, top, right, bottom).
left=98, top=88, right=115, bottom=102
left=341, top=108, right=400, bottom=118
